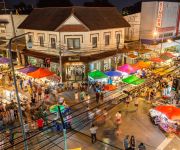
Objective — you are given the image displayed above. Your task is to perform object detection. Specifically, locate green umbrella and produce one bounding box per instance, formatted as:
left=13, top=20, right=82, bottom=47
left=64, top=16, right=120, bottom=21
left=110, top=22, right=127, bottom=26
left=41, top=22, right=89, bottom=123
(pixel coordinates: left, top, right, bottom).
left=49, top=105, right=65, bottom=113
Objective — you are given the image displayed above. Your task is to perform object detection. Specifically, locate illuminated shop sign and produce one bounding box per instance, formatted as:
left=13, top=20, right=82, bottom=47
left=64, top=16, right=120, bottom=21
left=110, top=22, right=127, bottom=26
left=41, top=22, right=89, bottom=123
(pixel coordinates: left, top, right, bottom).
left=156, top=2, right=164, bottom=27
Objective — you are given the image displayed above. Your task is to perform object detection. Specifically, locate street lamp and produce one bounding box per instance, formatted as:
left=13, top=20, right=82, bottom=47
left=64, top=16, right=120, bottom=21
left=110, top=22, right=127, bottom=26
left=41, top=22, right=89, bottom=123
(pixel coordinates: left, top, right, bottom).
left=8, top=32, right=32, bottom=150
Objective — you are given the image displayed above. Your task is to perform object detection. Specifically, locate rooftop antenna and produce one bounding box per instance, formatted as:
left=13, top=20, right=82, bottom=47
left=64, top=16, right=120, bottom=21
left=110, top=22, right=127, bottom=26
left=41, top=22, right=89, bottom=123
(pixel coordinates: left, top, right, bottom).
left=2, top=0, right=7, bottom=14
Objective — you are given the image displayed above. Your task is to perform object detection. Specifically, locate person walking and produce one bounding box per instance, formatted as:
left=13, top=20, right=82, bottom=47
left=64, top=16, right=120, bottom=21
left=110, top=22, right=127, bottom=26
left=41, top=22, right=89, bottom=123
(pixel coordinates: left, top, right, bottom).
left=138, top=143, right=146, bottom=150
left=130, top=136, right=136, bottom=150
left=20, top=79, right=23, bottom=90
left=134, top=98, right=139, bottom=111
left=37, top=86, right=42, bottom=101
left=123, top=135, right=129, bottom=150
left=115, top=111, right=122, bottom=128
left=90, top=124, right=98, bottom=143
left=96, top=92, right=100, bottom=104
left=24, top=120, right=30, bottom=136
left=74, top=91, right=79, bottom=102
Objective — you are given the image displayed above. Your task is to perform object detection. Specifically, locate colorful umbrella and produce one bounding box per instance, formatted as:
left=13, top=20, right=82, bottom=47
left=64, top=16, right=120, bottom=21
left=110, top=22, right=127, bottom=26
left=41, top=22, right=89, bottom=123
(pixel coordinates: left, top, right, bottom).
left=27, top=68, right=54, bottom=78
left=122, top=75, right=139, bottom=84
left=18, top=66, right=38, bottom=74
left=150, top=57, right=165, bottom=63
left=104, top=84, right=117, bottom=91
left=117, top=64, right=136, bottom=74
left=49, top=105, right=65, bottom=113
left=0, top=57, right=10, bottom=64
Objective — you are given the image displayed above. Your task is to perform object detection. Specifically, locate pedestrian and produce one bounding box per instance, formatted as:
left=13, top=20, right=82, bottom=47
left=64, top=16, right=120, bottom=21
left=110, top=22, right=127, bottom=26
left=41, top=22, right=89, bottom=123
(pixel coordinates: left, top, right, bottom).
left=9, top=129, right=14, bottom=146
left=37, top=86, right=42, bottom=101
left=138, top=143, right=146, bottom=150
left=96, top=92, right=100, bottom=104
left=123, top=135, right=129, bottom=150
left=20, top=79, right=23, bottom=90
left=100, top=91, right=104, bottom=102
left=134, top=98, right=139, bottom=110
left=90, top=124, right=98, bottom=143
left=80, top=90, right=85, bottom=102
left=85, top=93, right=90, bottom=104
left=126, top=97, right=130, bottom=107
left=74, top=91, right=79, bottom=101
left=115, top=111, right=122, bottom=128
left=130, top=136, right=136, bottom=150
left=24, top=120, right=30, bottom=136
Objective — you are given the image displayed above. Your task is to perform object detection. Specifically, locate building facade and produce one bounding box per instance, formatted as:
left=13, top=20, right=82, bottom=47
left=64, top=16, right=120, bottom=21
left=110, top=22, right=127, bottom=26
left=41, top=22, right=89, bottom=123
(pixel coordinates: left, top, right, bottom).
left=19, top=7, right=130, bottom=81
left=0, top=14, right=27, bottom=57
left=140, top=0, right=180, bottom=44
left=124, top=13, right=141, bottom=41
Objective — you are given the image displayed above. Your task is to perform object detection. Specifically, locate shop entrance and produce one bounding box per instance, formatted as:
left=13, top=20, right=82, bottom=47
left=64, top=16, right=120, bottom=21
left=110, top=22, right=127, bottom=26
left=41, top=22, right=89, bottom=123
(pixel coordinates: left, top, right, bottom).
left=65, top=64, right=85, bottom=81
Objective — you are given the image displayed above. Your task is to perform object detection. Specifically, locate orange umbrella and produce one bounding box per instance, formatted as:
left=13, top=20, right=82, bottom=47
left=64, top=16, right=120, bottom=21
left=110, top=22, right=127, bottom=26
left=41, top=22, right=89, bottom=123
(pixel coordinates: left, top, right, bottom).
left=27, top=68, right=54, bottom=79
left=104, top=84, right=117, bottom=91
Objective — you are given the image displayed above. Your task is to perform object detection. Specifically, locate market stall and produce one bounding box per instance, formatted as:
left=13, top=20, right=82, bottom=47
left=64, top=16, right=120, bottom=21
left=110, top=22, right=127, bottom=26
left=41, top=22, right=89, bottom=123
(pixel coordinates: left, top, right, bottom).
left=18, top=66, right=38, bottom=74
left=27, top=68, right=54, bottom=79
left=88, top=70, right=108, bottom=83
left=0, top=57, right=10, bottom=71
left=117, top=64, right=136, bottom=74
left=150, top=57, right=165, bottom=63
left=104, top=71, right=122, bottom=85
left=104, top=84, right=117, bottom=91
left=149, top=105, right=180, bottom=134
left=122, top=75, right=140, bottom=84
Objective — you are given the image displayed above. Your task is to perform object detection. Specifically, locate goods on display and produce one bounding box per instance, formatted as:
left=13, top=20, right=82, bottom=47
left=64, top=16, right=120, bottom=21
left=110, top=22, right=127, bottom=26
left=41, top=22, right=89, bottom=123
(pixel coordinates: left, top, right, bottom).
left=163, top=52, right=175, bottom=58
left=149, top=105, right=180, bottom=134
left=150, top=57, right=165, bottom=63
left=131, top=79, right=145, bottom=85
left=50, top=105, right=65, bottom=113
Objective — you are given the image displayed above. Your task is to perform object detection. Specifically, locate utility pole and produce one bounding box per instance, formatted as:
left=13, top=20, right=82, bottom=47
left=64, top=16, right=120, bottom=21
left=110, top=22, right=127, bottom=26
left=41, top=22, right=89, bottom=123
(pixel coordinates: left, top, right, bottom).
left=10, top=11, right=21, bottom=65
left=58, top=106, right=67, bottom=150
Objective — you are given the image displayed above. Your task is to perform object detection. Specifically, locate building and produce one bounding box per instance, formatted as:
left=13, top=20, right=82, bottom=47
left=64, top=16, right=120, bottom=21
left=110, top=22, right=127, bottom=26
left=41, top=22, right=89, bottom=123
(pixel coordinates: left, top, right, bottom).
left=140, top=0, right=180, bottom=44
left=0, top=14, right=27, bottom=58
left=123, top=0, right=180, bottom=54
left=19, top=7, right=130, bottom=81
left=124, top=13, right=141, bottom=41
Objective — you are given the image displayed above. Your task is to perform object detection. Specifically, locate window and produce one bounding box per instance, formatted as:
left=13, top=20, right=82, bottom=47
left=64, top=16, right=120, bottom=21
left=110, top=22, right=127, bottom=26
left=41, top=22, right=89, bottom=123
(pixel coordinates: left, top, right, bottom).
left=67, top=38, right=80, bottom=49
left=39, top=36, right=44, bottom=47
left=116, top=34, right=120, bottom=44
left=92, top=37, right=97, bottom=48
left=0, top=29, right=5, bottom=33
left=51, top=37, right=56, bottom=49
left=105, top=35, right=110, bottom=46
left=27, top=35, right=33, bottom=48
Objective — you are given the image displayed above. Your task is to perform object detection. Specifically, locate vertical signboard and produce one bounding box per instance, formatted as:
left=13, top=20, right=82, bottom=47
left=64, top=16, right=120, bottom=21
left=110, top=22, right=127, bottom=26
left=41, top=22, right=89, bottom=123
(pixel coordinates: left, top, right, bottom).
left=156, top=2, right=164, bottom=27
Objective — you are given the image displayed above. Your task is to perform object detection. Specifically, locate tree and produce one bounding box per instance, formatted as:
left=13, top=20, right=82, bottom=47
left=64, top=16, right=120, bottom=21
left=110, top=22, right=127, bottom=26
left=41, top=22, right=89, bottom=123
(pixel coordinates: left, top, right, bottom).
left=37, top=0, right=73, bottom=8
left=14, top=1, right=33, bottom=14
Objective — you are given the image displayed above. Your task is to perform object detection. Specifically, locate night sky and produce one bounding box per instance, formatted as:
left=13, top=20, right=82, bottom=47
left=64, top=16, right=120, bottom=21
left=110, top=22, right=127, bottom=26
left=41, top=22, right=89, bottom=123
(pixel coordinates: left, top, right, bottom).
left=2, top=0, right=140, bottom=9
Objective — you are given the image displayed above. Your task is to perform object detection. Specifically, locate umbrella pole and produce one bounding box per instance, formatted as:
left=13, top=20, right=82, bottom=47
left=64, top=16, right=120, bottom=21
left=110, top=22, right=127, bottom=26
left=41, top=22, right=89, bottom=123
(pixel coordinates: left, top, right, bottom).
left=58, top=106, right=67, bottom=150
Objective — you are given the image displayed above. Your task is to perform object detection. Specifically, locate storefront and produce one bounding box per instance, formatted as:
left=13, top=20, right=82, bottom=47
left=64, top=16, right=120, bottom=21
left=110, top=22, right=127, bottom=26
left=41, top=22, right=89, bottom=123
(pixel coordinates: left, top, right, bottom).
left=64, top=62, right=85, bottom=81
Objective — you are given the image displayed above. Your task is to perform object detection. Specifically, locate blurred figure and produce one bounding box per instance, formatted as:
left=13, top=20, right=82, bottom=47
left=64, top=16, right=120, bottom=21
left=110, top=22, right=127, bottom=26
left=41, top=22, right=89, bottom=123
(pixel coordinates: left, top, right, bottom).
left=123, top=135, right=129, bottom=150
left=130, top=136, right=136, bottom=150
left=90, top=124, right=98, bottom=143
left=138, top=143, right=146, bottom=150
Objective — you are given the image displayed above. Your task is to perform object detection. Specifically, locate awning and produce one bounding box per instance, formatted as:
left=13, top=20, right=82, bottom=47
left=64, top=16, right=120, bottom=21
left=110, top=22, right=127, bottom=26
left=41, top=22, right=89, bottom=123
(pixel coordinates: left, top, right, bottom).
left=104, top=84, right=117, bottom=91
left=117, top=64, right=136, bottom=74
left=17, top=66, right=39, bottom=74
left=27, top=68, right=54, bottom=78
left=88, top=70, right=107, bottom=79
left=150, top=57, right=165, bottom=63
left=160, top=54, right=171, bottom=61
left=163, top=52, right=175, bottom=58
left=105, top=71, right=122, bottom=77
left=131, top=79, right=145, bottom=85
left=155, top=105, right=180, bottom=120
left=122, top=75, right=140, bottom=84
left=132, top=61, right=151, bottom=69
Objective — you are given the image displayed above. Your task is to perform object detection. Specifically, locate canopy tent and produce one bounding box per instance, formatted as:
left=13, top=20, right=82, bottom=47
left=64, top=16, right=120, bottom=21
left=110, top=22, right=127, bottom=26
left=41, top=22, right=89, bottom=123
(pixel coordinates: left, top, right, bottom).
left=45, top=75, right=61, bottom=82
left=117, top=64, right=136, bottom=74
left=150, top=57, right=165, bottom=63
left=160, top=54, right=171, bottom=61
left=27, top=68, right=54, bottom=79
left=122, top=75, right=140, bottom=84
left=104, top=84, right=117, bottom=91
left=0, top=57, right=10, bottom=64
left=131, top=79, right=145, bottom=85
left=104, top=71, right=122, bottom=77
left=135, top=61, right=151, bottom=69
left=18, top=66, right=38, bottom=74
left=163, top=52, right=175, bottom=58
left=155, top=105, right=180, bottom=120
left=88, top=70, right=108, bottom=80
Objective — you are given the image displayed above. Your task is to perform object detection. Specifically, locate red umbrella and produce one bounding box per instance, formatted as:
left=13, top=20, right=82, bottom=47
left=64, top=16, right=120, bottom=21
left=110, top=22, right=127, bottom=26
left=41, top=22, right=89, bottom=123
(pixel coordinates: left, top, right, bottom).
left=163, top=52, right=175, bottom=58
left=27, top=68, right=54, bottom=79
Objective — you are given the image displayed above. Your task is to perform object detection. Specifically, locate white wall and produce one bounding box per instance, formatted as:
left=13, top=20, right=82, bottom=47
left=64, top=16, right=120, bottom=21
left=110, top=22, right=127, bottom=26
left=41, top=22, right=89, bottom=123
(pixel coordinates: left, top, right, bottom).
left=124, top=13, right=141, bottom=41
left=140, top=1, right=180, bottom=41
left=0, top=14, right=27, bottom=39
